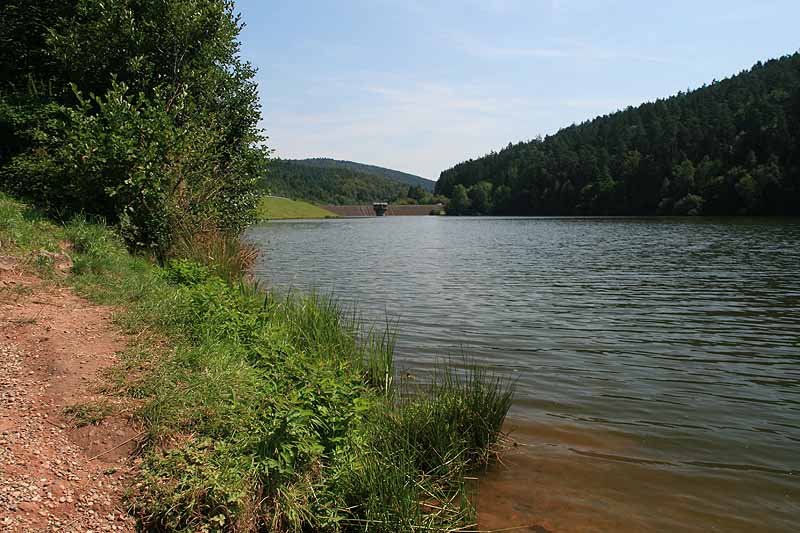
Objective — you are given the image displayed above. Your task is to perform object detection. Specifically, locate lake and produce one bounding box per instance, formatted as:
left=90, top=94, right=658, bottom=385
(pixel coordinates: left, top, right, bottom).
left=246, top=216, right=800, bottom=532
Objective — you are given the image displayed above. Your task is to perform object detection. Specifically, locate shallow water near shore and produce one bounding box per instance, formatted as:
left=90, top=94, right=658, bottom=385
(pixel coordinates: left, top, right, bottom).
left=246, top=216, right=800, bottom=532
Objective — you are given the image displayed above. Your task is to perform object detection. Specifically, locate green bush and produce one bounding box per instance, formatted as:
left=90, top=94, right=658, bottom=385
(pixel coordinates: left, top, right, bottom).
left=0, top=0, right=268, bottom=257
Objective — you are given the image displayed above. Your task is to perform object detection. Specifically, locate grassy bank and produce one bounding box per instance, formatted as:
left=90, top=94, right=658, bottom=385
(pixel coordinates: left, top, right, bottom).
left=256, top=196, right=338, bottom=220
left=0, top=193, right=513, bottom=532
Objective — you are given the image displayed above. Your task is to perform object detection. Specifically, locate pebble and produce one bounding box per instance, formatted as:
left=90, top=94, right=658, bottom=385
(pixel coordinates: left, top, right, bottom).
left=0, top=336, right=135, bottom=531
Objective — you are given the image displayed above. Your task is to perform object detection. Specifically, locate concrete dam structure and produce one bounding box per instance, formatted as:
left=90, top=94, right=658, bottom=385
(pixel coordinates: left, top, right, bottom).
left=322, top=204, right=444, bottom=217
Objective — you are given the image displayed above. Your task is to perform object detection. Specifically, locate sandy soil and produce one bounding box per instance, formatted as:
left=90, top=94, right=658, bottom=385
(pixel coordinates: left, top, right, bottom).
left=0, top=258, right=137, bottom=532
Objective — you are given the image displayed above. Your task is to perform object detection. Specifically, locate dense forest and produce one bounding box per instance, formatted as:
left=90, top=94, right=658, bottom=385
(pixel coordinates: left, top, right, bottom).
left=297, top=158, right=435, bottom=191
left=436, top=53, right=800, bottom=216
left=263, top=159, right=444, bottom=205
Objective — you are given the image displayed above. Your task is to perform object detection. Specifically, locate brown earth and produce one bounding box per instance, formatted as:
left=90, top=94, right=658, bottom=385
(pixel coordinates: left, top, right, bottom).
left=0, top=257, right=138, bottom=532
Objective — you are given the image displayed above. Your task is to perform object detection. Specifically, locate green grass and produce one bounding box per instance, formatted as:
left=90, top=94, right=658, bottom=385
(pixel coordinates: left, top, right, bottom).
left=0, top=192, right=513, bottom=532
left=256, top=196, right=338, bottom=220
left=0, top=193, right=63, bottom=259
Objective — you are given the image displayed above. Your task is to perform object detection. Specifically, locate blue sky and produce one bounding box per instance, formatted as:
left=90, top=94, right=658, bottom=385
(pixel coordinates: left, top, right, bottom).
left=236, top=0, right=800, bottom=180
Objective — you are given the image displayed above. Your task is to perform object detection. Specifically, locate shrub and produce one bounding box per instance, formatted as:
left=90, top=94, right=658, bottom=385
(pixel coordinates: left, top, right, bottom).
left=2, top=82, right=264, bottom=258
left=0, top=0, right=269, bottom=257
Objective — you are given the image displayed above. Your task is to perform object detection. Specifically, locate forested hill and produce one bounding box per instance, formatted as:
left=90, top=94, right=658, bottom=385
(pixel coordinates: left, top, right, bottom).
left=436, top=53, right=800, bottom=216
left=261, top=159, right=410, bottom=205
left=296, top=158, right=435, bottom=191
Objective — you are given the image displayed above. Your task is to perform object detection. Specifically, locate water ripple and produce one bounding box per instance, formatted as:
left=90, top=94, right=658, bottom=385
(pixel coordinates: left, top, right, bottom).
left=247, top=216, right=800, bottom=530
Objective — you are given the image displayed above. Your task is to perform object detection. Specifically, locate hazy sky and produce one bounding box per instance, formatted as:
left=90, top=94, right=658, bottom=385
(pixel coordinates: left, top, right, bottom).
left=236, top=0, right=800, bottom=180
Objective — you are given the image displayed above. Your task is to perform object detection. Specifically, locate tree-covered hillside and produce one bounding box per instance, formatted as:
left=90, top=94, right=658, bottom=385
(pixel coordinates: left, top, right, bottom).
left=296, top=158, right=436, bottom=191
left=437, top=53, right=800, bottom=216
left=262, top=159, right=410, bottom=205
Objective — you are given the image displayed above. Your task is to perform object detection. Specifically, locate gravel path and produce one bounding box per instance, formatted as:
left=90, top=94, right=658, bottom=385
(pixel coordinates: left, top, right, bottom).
left=0, top=263, right=137, bottom=532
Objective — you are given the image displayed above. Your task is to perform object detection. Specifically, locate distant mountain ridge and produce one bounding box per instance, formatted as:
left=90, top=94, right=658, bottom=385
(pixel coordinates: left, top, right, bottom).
left=294, top=158, right=436, bottom=191
left=260, top=159, right=410, bottom=205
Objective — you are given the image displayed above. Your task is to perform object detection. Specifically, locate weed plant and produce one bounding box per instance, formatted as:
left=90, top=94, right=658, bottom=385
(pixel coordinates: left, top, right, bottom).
left=64, top=401, right=115, bottom=427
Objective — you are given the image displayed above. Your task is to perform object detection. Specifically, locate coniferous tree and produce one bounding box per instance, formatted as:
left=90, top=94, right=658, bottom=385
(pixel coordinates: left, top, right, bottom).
left=436, top=53, right=800, bottom=216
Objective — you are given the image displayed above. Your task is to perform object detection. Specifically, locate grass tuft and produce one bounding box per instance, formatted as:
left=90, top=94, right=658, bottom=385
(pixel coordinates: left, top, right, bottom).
left=399, top=361, right=515, bottom=473
left=169, top=224, right=259, bottom=282
left=64, top=401, right=115, bottom=427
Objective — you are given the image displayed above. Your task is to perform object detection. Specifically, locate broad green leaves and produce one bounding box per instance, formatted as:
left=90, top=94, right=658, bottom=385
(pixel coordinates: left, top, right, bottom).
left=0, top=0, right=268, bottom=256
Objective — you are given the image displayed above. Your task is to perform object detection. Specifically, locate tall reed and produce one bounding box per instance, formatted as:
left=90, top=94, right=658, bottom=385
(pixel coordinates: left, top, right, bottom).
left=169, top=222, right=259, bottom=282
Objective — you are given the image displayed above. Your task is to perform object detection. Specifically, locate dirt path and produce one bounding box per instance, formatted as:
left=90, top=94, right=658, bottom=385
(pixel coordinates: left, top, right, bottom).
left=0, top=259, right=137, bottom=532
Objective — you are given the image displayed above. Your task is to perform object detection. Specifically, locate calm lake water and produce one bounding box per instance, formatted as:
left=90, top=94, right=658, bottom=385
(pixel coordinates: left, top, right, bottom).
left=246, top=216, right=800, bottom=532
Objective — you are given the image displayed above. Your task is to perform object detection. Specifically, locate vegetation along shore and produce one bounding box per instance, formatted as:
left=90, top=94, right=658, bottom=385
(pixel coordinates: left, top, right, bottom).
left=0, top=194, right=513, bottom=531
left=0, top=1, right=513, bottom=531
